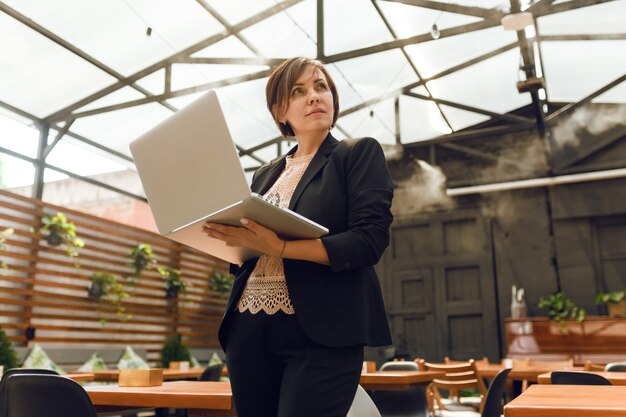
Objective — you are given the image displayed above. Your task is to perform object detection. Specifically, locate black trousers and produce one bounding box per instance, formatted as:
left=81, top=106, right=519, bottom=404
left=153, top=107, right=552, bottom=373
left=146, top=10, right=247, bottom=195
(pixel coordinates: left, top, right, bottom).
left=224, top=310, right=364, bottom=417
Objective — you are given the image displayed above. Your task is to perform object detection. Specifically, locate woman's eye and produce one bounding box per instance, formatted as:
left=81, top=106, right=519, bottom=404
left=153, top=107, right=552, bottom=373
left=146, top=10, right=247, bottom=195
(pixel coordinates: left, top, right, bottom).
left=291, top=88, right=303, bottom=95
left=317, top=83, right=327, bottom=90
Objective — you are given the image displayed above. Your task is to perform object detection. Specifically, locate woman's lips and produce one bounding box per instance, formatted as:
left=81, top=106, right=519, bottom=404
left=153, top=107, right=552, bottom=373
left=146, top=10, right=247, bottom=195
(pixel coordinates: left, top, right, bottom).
left=306, top=108, right=325, bottom=116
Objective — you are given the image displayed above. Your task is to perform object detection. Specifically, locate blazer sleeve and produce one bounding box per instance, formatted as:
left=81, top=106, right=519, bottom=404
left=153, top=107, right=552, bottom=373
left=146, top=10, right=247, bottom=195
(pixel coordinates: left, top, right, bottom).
left=320, top=137, right=394, bottom=273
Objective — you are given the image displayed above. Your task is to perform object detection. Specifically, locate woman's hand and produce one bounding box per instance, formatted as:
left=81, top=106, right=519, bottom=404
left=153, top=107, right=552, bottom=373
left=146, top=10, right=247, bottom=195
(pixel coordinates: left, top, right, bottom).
left=202, top=218, right=284, bottom=257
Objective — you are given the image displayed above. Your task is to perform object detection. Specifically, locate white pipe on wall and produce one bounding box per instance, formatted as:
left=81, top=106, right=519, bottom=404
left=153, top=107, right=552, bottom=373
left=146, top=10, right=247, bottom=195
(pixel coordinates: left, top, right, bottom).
left=446, top=167, right=626, bottom=196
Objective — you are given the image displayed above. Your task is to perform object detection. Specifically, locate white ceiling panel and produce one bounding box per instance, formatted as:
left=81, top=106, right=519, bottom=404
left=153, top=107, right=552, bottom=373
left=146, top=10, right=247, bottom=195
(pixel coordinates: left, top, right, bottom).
left=324, top=0, right=394, bottom=55
left=0, top=12, right=116, bottom=118
left=537, top=1, right=626, bottom=35
left=426, top=48, right=531, bottom=114
left=399, top=95, right=451, bottom=142
left=405, top=26, right=518, bottom=78
left=375, top=1, right=482, bottom=39
left=542, top=41, right=626, bottom=102
left=70, top=103, right=174, bottom=157
left=240, top=0, right=317, bottom=58
left=3, top=0, right=224, bottom=76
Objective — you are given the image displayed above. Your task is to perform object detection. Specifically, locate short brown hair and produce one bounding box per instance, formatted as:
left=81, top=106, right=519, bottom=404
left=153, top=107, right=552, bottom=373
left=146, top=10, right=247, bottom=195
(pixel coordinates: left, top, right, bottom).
left=266, top=57, right=339, bottom=137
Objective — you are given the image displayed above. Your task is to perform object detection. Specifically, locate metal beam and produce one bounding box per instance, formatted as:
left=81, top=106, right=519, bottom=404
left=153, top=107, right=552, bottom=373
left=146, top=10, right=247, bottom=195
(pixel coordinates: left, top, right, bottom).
left=403, top=92, right=536, bottom=126
left=194, top=0, right=263, bottom=56
left=175, top=57, right=285, bottom=65
left=380, top=0, right=503, bottom=18
left=0, top=100, right=42, bottom=123
left=511, top=0, right=545, bottom=133
left=534, top=0, right=619, bottom=16
left=394, top=97, right=401, bottom=144
left=541, top=33, right=626, bottom=41
left=59, top=129, right=134, bottom=163
left=371, top=0, right=454, bottom=133
left=438, top=142, right=527, bottom=169
left=32, top=123, right=48, bottom=200
left=545, top=73, right=626, bottom=124
left=403, top=124, right=536, bottom=148
left=44, top=0, right=302, bottom=123
left=43, top=119, right=74, bottom=158
left=324, top=19, right=501, bottom=64
left=236, top=144, right=266, bottom=165
left=317, top=0, right=324, bottom=58
left=0, top=145, right=146, bottom=201
left=66, top=69, right=272, bottom=120
left=558, top=125, right=626, bottom=169
left=408, top=41, right=519, bottom=87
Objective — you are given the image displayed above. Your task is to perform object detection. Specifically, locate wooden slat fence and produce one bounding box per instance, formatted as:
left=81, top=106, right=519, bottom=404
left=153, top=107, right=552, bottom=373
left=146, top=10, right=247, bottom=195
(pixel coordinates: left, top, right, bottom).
left=0, top=189, right=229, bottom=364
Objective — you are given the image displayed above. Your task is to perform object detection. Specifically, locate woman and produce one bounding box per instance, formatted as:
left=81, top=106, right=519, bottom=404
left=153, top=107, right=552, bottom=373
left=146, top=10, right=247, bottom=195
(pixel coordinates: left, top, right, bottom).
left=203, top=57, right=393, bottom=417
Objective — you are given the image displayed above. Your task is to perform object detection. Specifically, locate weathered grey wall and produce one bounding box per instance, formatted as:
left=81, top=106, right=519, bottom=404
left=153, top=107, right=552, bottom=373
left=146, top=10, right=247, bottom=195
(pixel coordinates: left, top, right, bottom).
left=382, top=102, right=626, bottom=360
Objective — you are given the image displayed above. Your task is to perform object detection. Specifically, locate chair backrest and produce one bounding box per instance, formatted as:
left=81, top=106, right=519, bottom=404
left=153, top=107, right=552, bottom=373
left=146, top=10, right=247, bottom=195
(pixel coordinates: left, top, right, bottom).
left=481, top=368, right=511, bottom=417
left=584, top=361, right=606, bottom=372
left=445, top=356, right=490, bottom=365
left=347, top=385, right=381, bottom=417
left=370, top=361, right=428, bottom=415
left=2, top=374, right=97, bottom=417
left=0, top=369, right=59, bottom=417
left=605, top=362, right=626, bottom=372
left=198, top=364, right=223, bottom=381
left=551, top=371, right=612, bottom=385
left=379, top=361, right=418, bottom=371
left=417, top=359, right=488, bottom=395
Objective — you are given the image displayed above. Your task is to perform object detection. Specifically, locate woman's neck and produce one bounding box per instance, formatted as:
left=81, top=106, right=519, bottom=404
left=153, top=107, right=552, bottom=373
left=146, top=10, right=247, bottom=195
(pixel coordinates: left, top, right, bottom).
left=292, top=129, right=328, bottom=158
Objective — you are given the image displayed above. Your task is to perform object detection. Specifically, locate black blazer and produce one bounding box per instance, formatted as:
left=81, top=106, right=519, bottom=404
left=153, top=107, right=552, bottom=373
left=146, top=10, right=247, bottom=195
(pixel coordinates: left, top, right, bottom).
left=218, top=133, right=393, bottom=349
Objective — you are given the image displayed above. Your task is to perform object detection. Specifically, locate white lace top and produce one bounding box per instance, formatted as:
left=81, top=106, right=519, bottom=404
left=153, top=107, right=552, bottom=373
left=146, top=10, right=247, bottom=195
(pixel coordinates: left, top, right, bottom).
left=236, top=152, right=315, bottom=315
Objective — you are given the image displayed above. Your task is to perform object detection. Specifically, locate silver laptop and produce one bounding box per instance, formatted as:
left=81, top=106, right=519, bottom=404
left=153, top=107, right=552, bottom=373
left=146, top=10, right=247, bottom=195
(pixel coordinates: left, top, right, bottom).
left=129, top=90, right=328, bottom=264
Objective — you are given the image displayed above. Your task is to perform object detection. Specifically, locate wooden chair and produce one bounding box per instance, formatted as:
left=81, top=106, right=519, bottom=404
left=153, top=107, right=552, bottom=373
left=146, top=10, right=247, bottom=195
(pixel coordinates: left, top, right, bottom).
left=416, top=359, right=487, bottom=414
left=507, top=358, right=574, bottom=391
left=583, top=361, right=606, bottom=372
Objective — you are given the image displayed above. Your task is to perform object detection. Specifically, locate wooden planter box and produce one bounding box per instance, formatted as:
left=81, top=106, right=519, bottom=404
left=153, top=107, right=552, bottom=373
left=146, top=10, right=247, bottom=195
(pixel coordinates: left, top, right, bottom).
left=505, top=317, right=626, bottom=364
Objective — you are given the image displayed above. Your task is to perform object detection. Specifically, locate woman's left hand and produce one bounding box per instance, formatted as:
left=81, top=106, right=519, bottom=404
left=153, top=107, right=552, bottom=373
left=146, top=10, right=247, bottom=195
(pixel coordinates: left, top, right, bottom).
left=202, top=218, right=283, bottom=257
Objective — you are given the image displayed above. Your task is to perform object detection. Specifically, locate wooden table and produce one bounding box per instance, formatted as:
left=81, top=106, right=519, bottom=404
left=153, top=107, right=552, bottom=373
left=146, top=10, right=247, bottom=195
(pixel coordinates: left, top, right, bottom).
left=90, top=368, right=205, bottom=382
left=477, top=363, right=582, bottom=382
left=84, top=381, right=234, bottom=417
left=359, top=370, right=445, bottom=390
left=65, top=372, right=95, bottom=382
left=538, top=371, right=626, bottom=385
left=504, top=384, right=626, bottom=417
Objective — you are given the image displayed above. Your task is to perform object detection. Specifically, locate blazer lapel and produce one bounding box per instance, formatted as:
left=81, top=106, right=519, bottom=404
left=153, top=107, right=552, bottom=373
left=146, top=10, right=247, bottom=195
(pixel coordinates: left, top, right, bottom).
left=289, top=133, right=338, bottom=211
left=251, top=157, right=286, bottom=195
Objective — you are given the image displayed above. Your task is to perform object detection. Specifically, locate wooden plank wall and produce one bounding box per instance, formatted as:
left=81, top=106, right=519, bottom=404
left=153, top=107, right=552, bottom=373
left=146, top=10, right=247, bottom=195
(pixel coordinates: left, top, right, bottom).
left=0, top=189, right=229, bottom=364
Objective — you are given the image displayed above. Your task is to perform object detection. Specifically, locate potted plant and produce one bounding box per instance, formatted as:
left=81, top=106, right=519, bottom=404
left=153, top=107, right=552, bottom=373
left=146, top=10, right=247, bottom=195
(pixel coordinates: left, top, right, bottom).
left=595, top=291, right=626, bottom=318
left=88, top=271, right=130, bottom=322
left=208, top=271, right=233, bottom=298
left=0, top=326, right=19, bottom=371
left=160, top=333, right=191, bottom=368
left=36, top=213, right=85, bottom=258
left=538, top=292, right=586, bottom=333
left=0, top=228, right=13, bottom=270
left=127, top=243, right=157, bottom=284
left=158, top=267, right=189, bottom=298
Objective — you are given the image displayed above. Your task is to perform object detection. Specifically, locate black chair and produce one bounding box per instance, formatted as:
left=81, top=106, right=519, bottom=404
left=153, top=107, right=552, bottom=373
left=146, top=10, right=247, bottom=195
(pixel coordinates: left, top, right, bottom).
left=2, top=374, right=97, bottom=417
left=0, top=369, right=60, bottom=417
left=481, top=368, right=511, bottom=417
left=368, top=361, right=429, bottom=417
left=605, top=362, right=626, bottom=372
left=551, top=371, right=612, bottom=385
left=198, top=363, right=224, bottom=381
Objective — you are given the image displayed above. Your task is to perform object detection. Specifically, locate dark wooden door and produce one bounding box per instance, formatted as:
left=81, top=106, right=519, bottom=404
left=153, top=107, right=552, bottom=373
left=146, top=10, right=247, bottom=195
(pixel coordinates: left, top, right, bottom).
left=384, top=211, right=500, bottom=362
left=593, top=218, right=626, bottom=292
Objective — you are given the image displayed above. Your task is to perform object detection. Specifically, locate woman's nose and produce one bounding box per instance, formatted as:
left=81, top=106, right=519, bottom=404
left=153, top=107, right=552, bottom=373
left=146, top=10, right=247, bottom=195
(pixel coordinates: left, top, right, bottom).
left=308, top=90, right=320, bottom=103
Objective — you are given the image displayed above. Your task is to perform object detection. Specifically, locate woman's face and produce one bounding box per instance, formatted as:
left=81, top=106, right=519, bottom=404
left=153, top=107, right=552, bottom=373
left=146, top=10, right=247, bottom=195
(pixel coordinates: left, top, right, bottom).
left=280, top=65, right=334, bottom=137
